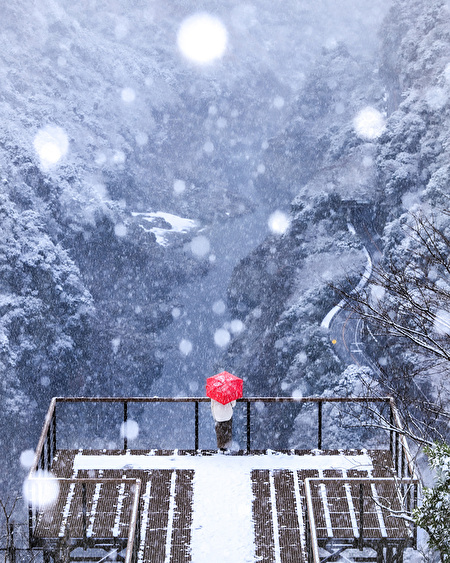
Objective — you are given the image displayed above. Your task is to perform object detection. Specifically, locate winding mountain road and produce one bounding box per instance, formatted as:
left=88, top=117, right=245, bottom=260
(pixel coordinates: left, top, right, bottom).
left=323, top=205, right=383, bottom=372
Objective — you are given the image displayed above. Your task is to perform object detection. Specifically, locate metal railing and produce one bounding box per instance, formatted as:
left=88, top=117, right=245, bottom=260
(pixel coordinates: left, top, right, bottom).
left=27, top=476, right=141, bottom=563
left=30, top=396, right=415, bottom=475
left=305, top=477, right=420, bottom=563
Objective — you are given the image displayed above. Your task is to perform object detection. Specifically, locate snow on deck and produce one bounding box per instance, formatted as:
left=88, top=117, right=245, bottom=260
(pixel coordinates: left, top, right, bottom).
left=74, top=451, right=373, bottom=563
left=73, top=451, right=373, bottom=472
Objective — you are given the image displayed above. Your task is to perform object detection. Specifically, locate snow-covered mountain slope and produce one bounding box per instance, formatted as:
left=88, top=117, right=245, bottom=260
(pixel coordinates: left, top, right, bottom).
left=0, top=0, right=392, bottom=498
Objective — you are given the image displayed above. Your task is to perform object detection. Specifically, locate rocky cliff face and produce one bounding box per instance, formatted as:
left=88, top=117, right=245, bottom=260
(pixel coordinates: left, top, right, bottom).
left=0, top=0, right=404, bottom=495
left=0, top=1, right=391, bottom=416
left=222, top=0, right=450, bottom=446
left=221, top=44, right=384, bottom=445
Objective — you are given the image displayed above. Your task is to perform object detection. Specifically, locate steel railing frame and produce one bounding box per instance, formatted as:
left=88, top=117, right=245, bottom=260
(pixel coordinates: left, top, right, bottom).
left=30, top=396, right=415, bottom=474
left=28, top=476, right=141, bottom=563
left=304, top=477, right=420, bottom=563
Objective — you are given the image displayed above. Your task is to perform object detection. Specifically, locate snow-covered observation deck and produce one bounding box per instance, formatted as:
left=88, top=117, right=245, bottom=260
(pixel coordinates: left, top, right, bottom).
left=27, top=397, right=420, bottom=563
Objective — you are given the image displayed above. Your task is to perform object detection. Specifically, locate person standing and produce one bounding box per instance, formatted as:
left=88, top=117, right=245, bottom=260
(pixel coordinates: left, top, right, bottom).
left=210, top=398, right=236, bottom=449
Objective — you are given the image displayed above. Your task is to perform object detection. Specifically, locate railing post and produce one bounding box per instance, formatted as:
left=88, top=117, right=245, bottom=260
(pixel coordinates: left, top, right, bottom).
left=195, top=402, right=199, bottom=451
left=389, top=402, right=394, bottom=458
left=394, top=431, right=398, bottom=474
left=247, top=401, right=251, bottom=452
left=82, top=483, right=87, bottom=549
left=52, top=407, right=57, bottom=459
left=317, top=401, right=323, bottom=450
left=123, top=401, right=128, bottom=451
left=413, top=482, right=418, bottom=548
left=358, top=483, right=364, bottom=550
left=28, top=507, right=33, bottom=549
left=305, top=500, right=311, bottom=559
left=6, top=522, right=16, bottom=563
left=60, top=528, right=70, bottom=563
left=47, top=429, right=51, bottom=471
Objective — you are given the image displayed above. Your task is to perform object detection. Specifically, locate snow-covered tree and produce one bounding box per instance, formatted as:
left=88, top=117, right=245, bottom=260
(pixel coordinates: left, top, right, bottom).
left=414, top=441, right=450, bottom=561
left=338, top=209, right=450, bottom=443
left=0, top=192, right=94, bottom=397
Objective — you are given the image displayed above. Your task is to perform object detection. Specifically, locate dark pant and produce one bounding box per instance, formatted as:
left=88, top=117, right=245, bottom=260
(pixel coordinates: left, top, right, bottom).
left=215, top=419, right=232, bottom=449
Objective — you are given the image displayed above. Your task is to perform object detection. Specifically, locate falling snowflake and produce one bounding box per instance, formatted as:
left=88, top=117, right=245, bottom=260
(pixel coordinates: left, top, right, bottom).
left=135, top=132, right=148, bottom=146
left=214, top=328, right=231, bottom=347
left=40, top=376, right=51, bottom=387
left=273, top=96, right=285, bottom=109
left=203, top=140, right=214, bottom=154
left=121, top=87, right=136, bottom=103
left=268, top=210, right=290, bottom=235
left=112, top=150, right=126, bottom=164
left=230, top=319, right=244, bottom=334
left=190, top=235, right=211, bottom=257
left=33, top=125, right=69, bottom=169
left=111, top=337, right=121, bottom=354
left=20, top=449, right=36, bottom=469
left=23, top=470, right=60, bottom=509
left=120, top=420, right=139, bottom=441
left=353, top=107, right=385, bottom=140
left=177, top=13, right=228, bottom=64
left=114, top=223, right=127, bottom=237
left=179, top=339, right=193, bottom=355
left=174, top=179, right=186, bottom=194
left=212, top=300, right=226, bottom=315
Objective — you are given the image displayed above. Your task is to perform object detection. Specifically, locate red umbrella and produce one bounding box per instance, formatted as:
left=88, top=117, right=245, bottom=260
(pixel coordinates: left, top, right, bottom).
left=206, top=371, right=243, bottom=405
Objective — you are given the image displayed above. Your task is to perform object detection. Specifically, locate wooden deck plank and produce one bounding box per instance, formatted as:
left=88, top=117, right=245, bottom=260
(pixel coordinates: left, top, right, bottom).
left=170, top=470, right=194, bottom=563
left=252, top=470, right=275, bottom=563
left=273, top=470, right=305, bottom=563
left=307, top=478, right=413, bottom=544
left=33, top=480, right=135, bottom=541
left=36, top=448, right=412, bottom=562
left=140, top=470, right=172, bottom=563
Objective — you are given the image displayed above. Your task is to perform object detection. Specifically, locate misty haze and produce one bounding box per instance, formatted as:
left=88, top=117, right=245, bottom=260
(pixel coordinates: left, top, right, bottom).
left=2, top=0, right=450, bottom=560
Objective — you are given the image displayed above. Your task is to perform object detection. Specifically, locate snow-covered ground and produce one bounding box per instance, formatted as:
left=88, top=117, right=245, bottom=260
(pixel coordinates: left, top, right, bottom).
left=132, top=211, right=197, bottom=246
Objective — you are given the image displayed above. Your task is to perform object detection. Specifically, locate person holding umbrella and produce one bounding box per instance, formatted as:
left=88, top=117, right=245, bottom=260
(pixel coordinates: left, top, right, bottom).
left=206, top=371, right=243, bottom=449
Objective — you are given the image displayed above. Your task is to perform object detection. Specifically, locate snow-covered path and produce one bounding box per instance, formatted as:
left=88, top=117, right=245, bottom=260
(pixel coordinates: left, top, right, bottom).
left=191, top=462, right=255, bottom=562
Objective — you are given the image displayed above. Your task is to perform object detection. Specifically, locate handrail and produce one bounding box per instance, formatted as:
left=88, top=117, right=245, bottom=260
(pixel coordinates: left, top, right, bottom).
left=125, top=478, right=141, bottom=563
left=29, top=397, right=57, bottom=478
left=304, top=478, right=321, bottom=563
left=52, top=396, right=392, bottom=403
left=389, top=398, right=418, bottom=480
left=304, top=476, right=420, bottom=561
left=30, top=395, right=403, bottom=476
left=28, top=477, right=141, bottom=557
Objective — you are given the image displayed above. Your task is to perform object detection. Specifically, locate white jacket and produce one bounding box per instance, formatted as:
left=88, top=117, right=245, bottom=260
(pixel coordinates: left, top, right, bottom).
left=211, top=399, right=236, bottom=422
